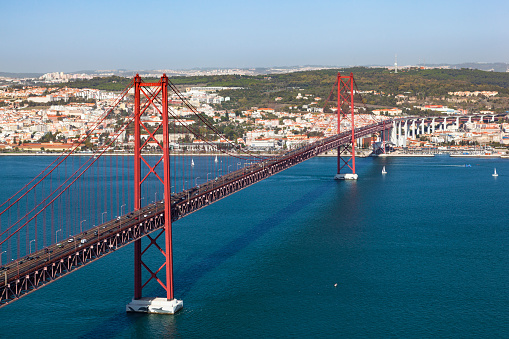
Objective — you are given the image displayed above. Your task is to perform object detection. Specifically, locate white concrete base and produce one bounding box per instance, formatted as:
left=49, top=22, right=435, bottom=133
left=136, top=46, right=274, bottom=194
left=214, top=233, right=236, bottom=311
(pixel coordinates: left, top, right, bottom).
left=126, top=297, right=183, bottom=314
left=334, top=173, right=358, bottom=180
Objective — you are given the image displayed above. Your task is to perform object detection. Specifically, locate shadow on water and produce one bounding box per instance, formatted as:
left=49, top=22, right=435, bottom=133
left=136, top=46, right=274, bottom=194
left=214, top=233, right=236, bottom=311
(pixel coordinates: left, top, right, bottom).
left=78, top=180, right=336, bottom=338
left=174, top=180, right=338, bottom=297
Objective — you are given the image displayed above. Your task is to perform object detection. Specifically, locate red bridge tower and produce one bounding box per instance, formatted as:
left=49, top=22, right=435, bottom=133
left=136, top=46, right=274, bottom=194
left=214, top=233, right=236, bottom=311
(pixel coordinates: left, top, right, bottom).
left=126, top=75, right=183, bottom=314
left=334, top=72, right=358, bottom=180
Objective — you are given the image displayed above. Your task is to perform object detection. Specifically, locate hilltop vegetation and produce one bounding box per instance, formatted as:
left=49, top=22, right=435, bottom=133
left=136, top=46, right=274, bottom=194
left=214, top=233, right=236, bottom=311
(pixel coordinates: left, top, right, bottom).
left=59, top=67, right=509, bottom=112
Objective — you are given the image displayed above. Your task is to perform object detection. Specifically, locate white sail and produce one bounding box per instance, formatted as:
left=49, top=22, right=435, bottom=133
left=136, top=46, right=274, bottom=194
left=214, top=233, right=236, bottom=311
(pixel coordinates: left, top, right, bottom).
left=191, top=159, right=195, bottom=167
left=493, top=168, right=498, bottom=177
left=215, top=155, right=218, bottom=163
left=382, top=166, right=387, bottom=174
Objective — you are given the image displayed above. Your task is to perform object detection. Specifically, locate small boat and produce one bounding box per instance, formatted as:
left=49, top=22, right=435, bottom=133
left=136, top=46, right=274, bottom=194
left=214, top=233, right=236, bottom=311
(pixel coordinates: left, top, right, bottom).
left=382, top=166, right=387, bottom=174
left=214, top=155, right=218, bottom=163
left=191, top=159, right=195, bottom=167
left=492, top=168, right=498, bottom=177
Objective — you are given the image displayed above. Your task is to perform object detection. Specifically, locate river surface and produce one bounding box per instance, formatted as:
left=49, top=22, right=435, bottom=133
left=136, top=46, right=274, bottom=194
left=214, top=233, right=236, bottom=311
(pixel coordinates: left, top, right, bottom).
left=0, top=155, right=508, bottom=338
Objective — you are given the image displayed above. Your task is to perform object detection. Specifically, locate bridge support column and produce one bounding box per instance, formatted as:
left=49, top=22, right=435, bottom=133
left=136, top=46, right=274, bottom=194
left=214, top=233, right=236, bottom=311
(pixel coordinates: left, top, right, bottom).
left=390, top=121, right=397, bottom=147
left=381, top=129, right=385, bottom=153
left=378, top=120, right=387, bottom=154
left=126, top=74, right=183, bottom=315
left=432, top=118, right=435, bottom=134
left=398, top=121, right=403, bottom=147
left=401, top=120, right=409, bottom=147
left=334, top=72, right=358, bottom=180
left=421, top=119, right=425, bottom=135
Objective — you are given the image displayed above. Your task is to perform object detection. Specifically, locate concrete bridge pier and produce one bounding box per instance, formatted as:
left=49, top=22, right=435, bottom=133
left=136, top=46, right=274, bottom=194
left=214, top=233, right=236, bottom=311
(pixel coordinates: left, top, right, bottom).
left=432, top=118, right=436, bottom=133
left=391, top=121, right=398, bottom=146
left=397, top=121, right=402, bottom=147
left=404, top=120, right=408, bottom=146
left=396, top=121, right=402, bottom=147
left=398, top=121, right=405, bottom=147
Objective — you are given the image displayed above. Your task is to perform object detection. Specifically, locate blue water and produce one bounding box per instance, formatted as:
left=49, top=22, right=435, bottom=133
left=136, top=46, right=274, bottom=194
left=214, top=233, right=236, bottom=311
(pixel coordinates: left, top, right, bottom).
left=0, top=155, right=508, bottom=338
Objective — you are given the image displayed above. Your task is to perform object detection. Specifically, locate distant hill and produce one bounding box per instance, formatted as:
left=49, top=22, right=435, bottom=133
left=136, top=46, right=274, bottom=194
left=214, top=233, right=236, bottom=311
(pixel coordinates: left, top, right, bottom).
left=0, top=72, right=44, bottom=79
left=2, top=62, right=508, bottom=79
left=447, top=63, right=509, bottom=72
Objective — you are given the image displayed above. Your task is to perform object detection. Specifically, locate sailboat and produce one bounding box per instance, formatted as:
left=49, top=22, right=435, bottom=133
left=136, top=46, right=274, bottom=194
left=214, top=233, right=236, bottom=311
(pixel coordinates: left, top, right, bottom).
left=214, top=155, right=218, bottom=163
left=382, top=166, right=387, bottom=174
left=492, top=168, right=498, bottom=177
left=191, top=159, right=195, bottom=167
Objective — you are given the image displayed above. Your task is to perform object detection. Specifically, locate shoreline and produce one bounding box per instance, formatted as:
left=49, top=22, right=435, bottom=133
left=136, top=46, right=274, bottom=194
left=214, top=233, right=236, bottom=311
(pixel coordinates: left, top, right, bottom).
left=0, top=152, right=281, bottom=157
left=371, top=153, right=435, bottom=157
left=1, top=151, right=507, bottom=159
left=449, top=154, right=501, bottom=158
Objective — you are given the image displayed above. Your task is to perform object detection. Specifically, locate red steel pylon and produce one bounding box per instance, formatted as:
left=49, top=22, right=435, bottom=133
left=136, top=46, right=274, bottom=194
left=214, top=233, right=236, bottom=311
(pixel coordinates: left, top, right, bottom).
left=335, top=72, right=358, bottom=179
left=132, top=74, right=175, bottom=302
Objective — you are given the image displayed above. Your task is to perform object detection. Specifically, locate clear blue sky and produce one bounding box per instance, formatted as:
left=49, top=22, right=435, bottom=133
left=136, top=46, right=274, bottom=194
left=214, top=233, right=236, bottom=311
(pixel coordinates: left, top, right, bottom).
left=1, top=0, right=508, bottom=73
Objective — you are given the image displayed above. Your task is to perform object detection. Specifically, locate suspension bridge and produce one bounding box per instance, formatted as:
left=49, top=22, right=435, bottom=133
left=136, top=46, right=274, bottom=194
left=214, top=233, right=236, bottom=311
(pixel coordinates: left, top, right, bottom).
left=0, top=73, right=503, bottom=313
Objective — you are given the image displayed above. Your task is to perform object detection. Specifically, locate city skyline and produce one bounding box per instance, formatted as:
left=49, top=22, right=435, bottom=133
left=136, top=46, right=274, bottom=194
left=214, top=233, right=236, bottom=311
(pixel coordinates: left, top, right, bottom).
left=1, top=0, right=508, bottom=73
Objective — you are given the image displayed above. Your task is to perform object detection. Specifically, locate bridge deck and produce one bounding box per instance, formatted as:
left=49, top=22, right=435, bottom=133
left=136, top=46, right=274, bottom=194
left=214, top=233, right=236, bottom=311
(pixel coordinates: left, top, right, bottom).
left=0, top=121, right=386, bottom=308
